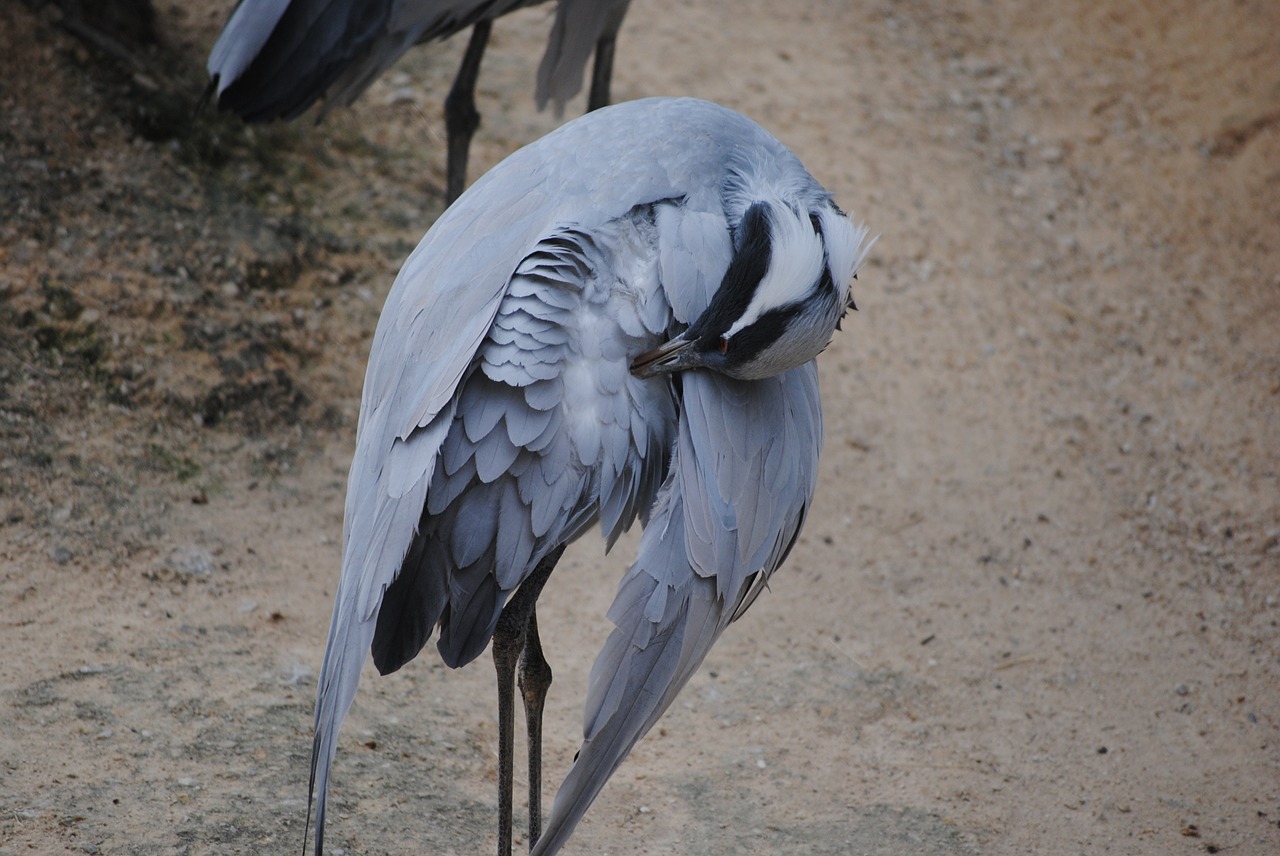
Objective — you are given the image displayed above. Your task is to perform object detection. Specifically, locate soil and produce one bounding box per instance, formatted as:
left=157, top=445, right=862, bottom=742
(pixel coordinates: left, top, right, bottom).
left=2, top=0, right=1278, bottom=854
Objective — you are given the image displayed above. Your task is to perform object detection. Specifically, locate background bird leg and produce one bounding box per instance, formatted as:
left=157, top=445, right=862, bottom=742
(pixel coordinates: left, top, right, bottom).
left=586, top=1, right=631, bottom=111
left=492, top=544, right=565, bottom=855
left=585, top=34, right=616, bottom=113
left=443, top=20, right=492, bottom=202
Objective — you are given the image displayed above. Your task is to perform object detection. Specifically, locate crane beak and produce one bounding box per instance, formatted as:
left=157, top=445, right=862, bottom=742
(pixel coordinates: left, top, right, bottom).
left=630, top=332, right=698, bottom=379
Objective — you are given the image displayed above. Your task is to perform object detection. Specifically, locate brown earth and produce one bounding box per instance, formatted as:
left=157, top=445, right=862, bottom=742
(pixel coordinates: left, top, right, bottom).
left=1, top=0, right=1278, bottom=854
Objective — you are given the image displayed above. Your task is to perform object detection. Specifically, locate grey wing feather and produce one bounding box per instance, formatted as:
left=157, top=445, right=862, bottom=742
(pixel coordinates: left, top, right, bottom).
left=531, top=365, right=824, bottom=856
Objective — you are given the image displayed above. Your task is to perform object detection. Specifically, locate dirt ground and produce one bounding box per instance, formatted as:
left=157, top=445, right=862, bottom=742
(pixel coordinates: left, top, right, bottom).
left=2, top=0, right=1278, bottom=853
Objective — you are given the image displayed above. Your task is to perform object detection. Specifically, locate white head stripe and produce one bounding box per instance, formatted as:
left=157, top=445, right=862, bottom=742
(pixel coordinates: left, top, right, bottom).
left=724, top=201, right=826, bottom=340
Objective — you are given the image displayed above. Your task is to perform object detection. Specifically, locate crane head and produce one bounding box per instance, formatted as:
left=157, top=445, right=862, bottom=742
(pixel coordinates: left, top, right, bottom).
left=632, top=198, right=872, bottom=380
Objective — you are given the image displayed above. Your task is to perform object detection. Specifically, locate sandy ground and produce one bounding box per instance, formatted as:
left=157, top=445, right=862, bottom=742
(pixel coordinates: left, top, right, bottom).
left=2, top=0, right=1278, bottom=853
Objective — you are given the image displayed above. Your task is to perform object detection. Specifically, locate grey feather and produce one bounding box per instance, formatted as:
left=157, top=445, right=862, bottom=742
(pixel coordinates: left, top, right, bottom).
left=504, top=401, right=556, bottom=448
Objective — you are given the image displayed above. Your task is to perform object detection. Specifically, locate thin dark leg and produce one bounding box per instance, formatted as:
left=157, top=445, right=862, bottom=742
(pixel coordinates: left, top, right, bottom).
left=586, top=33, right=617, bottom=112
left=492, top=604, right=522, bottom=856
left=519, top=608, right=553, bottom=848
left=444, top=20, right=492, bottom=203
left=492, top=544, right=564, bottom=856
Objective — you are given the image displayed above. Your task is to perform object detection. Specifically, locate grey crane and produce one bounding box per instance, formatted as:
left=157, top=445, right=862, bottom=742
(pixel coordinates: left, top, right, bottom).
left=308, top=96, right=874, bottom=855
left=205, top=0, right=633, bottom=201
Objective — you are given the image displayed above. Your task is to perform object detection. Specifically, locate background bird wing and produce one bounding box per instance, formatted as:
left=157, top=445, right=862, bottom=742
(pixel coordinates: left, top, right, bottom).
left=207, top=0, right=294, bottom=89
left=208, top=0, right=397, bottom=119
left=532, top=363, right=824, bottom=855
left=208, top=0, right=534, bottom=120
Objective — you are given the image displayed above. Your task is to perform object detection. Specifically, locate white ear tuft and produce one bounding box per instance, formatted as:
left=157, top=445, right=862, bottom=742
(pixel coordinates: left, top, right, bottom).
left=816, top=205, right=875, bottom=306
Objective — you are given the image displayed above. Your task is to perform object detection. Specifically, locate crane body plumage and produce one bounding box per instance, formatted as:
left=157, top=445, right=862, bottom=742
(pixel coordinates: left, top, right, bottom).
left=308, top=96, right=873, bottom=855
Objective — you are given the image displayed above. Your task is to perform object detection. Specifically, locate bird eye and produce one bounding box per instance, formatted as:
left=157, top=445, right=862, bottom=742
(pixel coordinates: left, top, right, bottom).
left=719, top=335, right=729, bottom=355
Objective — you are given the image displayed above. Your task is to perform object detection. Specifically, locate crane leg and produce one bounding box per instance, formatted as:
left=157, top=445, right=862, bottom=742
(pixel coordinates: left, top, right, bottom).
left=519, top=608, right=552, bottom=848
left=444, top=20, right=492, bottom=203
left=492, top=544, right=565, bottom=856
